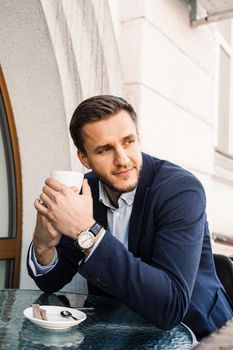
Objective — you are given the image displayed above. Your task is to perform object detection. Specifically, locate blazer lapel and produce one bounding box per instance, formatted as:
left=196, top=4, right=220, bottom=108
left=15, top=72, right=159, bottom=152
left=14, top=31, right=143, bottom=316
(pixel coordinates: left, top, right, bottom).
left=128, top=153, right=157, bottom=255
left=128, top=185, right=150, bottom=255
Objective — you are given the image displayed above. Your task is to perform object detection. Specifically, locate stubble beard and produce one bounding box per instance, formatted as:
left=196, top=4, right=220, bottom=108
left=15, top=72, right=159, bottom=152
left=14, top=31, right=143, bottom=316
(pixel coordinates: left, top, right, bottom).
left=93, top=165, right=142, bottom=195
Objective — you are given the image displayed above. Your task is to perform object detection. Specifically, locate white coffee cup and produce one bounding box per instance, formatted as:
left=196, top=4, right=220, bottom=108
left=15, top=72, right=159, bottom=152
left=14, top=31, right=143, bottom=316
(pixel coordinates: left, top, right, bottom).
left=50, top=170, right=84, bottom=188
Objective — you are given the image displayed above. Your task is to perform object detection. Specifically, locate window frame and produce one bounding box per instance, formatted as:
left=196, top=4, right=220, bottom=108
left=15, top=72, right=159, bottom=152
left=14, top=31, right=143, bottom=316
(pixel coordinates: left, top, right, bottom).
left=0, top=66, right=22, bottom=288
left=215, top=27, right=232, bottom=153
left=214, top=24, right=233, bottom=184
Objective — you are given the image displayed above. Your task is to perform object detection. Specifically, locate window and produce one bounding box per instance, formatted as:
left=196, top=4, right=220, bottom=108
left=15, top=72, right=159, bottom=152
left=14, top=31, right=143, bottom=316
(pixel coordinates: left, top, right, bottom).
left=215, top=20, right=233, bottom=159
left=0, top=66, right=22, bottom=288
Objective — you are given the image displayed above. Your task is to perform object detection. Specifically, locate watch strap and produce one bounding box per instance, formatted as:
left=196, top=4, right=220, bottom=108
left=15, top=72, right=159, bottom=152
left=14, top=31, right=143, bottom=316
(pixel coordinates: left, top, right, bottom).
left=89, top=222, right=103, bottom=236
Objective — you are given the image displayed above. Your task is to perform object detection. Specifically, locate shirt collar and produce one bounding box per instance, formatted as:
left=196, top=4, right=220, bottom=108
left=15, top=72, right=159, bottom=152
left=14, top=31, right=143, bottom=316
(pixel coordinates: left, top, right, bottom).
left=98, top=181, right=136, bottom=209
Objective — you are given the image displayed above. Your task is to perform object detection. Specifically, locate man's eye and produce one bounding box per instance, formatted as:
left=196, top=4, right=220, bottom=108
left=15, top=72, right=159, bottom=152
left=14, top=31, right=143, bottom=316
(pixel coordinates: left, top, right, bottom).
left=125, top=139, right=135, bottom=145
left=97, top=148, right=108, bottom=154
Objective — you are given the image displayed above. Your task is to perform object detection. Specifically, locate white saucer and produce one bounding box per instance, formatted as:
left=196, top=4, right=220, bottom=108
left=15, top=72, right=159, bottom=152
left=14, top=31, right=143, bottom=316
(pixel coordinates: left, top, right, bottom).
left=23, top=305, right=87, bottom=330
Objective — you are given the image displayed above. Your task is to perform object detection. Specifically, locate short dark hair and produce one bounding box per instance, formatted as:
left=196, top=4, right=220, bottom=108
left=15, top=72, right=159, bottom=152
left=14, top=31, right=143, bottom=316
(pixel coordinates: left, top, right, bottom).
left=69, top=95, right=137, bottom=153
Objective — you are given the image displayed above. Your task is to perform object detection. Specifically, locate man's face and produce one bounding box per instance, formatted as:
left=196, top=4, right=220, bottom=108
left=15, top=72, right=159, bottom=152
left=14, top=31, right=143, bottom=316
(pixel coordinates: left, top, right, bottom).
left=78, top=110, right=142, bottom=195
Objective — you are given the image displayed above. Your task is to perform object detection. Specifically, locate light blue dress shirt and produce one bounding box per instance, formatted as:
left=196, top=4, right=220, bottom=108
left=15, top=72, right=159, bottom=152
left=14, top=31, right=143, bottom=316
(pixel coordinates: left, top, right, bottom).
left=98, top=181, right=136, bottom=249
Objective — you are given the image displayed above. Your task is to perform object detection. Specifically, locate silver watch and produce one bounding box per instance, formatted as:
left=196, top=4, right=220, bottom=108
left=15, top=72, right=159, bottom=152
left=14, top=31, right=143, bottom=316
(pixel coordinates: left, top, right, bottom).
left=74, top=222, right=103, bottom=251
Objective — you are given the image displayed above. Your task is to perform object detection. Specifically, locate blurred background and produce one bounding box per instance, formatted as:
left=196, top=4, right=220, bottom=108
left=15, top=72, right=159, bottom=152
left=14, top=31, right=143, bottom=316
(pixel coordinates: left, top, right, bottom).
left=0, top=0, right=233, bottom=291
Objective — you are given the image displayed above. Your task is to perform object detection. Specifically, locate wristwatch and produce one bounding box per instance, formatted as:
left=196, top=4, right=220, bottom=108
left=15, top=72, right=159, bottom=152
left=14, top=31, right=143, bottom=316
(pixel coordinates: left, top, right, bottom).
left=74, top=222, right=103, bottom=251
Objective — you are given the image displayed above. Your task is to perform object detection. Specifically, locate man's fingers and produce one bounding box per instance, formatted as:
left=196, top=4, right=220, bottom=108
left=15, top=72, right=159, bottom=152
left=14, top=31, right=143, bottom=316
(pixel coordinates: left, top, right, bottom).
left=40, top=192, right=53, bottom=207
left=70, top=186, right=79, bottom=193
left=34, top=199, right=48, bottom=215
left=82, top=179, right=92, bottom=196
left=45, top=177, right=67, bottom=191
left=45, top=220, right=60, bottom=237
left=35, top=212, right=60, bottom=238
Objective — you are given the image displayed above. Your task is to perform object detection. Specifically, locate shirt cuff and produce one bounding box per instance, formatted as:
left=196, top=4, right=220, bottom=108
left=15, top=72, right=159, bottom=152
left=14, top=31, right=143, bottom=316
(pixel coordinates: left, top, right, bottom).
left=28, top=243, right=58, bottom=276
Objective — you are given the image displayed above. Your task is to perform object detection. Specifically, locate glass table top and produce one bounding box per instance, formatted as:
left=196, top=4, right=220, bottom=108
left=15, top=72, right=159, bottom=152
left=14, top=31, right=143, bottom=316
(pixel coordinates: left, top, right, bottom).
left=0, top=289, right=195, bottom=349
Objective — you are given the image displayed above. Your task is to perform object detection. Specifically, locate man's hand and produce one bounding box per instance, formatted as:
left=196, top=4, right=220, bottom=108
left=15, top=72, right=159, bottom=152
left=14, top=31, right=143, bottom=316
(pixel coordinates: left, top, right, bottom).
left=33, top=212, right=62, bottom=266
left=34, top=178, right=95, bottom=239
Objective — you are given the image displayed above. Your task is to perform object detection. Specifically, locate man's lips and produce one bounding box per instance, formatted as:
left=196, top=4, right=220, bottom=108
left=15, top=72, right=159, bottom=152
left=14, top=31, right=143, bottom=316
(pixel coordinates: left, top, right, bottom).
left=113, top=168, right=134, bottom=177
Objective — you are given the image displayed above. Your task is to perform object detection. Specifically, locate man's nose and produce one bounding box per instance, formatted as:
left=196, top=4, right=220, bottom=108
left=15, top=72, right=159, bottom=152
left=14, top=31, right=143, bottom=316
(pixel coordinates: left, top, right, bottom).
left=114, top=147, right=129, bottom=166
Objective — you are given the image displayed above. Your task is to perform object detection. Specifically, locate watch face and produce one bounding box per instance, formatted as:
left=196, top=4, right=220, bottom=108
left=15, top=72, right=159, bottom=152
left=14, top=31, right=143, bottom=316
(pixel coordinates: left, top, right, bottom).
left=78, top=231, right=95, bottom=250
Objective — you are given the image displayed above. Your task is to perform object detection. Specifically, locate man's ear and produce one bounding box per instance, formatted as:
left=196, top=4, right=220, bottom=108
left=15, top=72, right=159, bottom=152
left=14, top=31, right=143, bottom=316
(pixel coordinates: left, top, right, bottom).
left=77, top=150, right=91, bottom=169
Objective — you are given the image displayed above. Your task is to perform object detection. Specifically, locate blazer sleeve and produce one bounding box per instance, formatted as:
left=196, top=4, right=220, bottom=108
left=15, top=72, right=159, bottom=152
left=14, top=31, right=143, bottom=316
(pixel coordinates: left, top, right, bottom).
left=78, top=174, right=207, bottom=330
left=27, top=235, right=85, bottom=292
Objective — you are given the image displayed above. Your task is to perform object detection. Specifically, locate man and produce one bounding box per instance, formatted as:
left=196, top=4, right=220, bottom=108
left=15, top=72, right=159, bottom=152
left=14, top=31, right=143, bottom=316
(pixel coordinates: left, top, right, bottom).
left=28, top=95, right=233, bottom=339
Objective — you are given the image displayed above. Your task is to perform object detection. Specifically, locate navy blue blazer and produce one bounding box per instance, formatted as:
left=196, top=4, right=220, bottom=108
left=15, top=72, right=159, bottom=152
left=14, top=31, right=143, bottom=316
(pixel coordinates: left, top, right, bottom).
left=28, top=153, right=233, bottom=338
